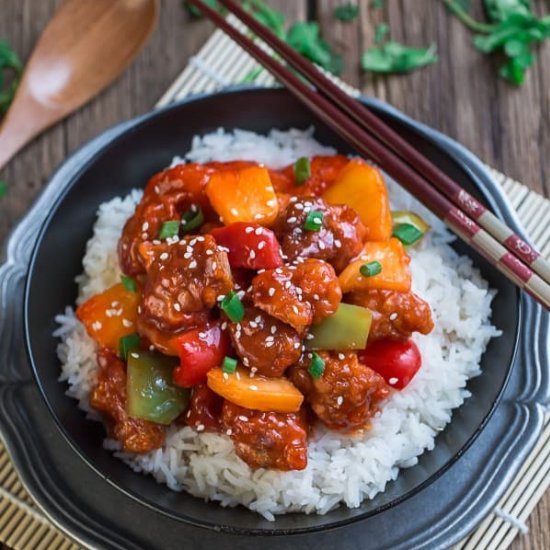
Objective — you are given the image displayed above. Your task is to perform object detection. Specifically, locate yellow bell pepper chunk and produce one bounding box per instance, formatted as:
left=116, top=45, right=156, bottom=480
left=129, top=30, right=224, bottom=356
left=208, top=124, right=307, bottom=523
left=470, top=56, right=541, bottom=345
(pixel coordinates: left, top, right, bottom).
left=323, top=159, right=392, bottom=241
left=206, top=165, right=279, bottom=226
left=339, top=238, right=411, bottom=293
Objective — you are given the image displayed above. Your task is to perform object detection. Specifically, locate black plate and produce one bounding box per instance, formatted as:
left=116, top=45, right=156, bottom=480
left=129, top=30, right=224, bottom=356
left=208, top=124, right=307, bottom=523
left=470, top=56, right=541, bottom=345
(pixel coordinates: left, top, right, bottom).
left=0, top=88, right=547, bottom=549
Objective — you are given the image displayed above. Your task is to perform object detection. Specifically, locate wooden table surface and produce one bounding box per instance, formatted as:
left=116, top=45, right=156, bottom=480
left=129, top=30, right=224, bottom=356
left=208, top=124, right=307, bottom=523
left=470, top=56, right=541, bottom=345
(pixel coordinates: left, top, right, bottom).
left=0, top=1, right=548, bottom=548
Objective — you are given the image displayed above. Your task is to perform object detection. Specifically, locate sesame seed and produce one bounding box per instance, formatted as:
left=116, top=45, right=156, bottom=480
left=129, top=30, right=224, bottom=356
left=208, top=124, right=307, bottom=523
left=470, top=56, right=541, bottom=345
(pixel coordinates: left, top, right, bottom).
left=292, top=305, right=299, bottom=314
left=271, top=325, right=277, bottom=334
left=190, top=238, right=198, bottom=246
left=237, top=290, right=245, bottom=298
left=249, top=250, right=256, bottom=259
left=249, top=321, right=258, bottom=328
left=198, top=332, right=207, bottom=339
left=275, top=268, right=283, bottom=274
left=249, top=385, right=258, bottom=391
left=184, top=252, right=192, bottom=259
left=255, top=227, right=263, bottom=235
left=265, top=341, right=274, bottom=348
left=154, top=185, right=160, bottom=194
left=196, top=424, right=205, bottom=432
left=159, top=252, right=169, bottom=261
left=336, top=396, right=344, bottom=406
left=189, top=260, right=197, bottom=269
left=218, top=295, right=226, bottom=302
left=306, top=333, right=315, bottom=340
left=130, top=353, right=139, bottom=359
left=138, top=306, right=142, bottom=314
left=268, top=287, right=276, bottom=297
left=313, top=293, right=320, bottom=300
left=285, top=281, right=292, bottom=289
left=294, top=342, right=301, bottom=349
left=238, top=415, right=249, bottom=422
left=266, top=336, right=274, bottom=343
left=221, top=321, right=228, bottom=330
left=212, top=261, right=217, bottom=270
left=174, top=303, right=181, bottom=312
left=226, top=429, right=233, bottom=436
left=153, top=240, right=161, bottom=245
left=287, top=216, right=297, bottom=224
left=254, top=213, right=263, bottom=220
left=338, top=353, right=345, bottom=360
left=245, top=227, right=254, bottom=234
left=196, top=236, right=205, bottom=242
left=335, top=239, right=342, bottom=248
left=318, top=241, right=326, bottom=250
left=206, top=249, right=214, bottom=255
left=230, top=208, right=239, bottom=216
left=258, top=241, right=266, bottom=250
left=223, top=372, right=229, bottom=380
left=122, top=319, right=133, bottom=328
left=142, top=222, right=149, bottom=231
left=389, top=312, right=398, bottom=321
left=295, top=203, right=304, bottom=210
left=243, top=357, right=250, bottom=366
left=251, top=367, right=257, bottom=374
left=92, top=321, right=102, bottom=331
left=290, top=196, right=297, bottom=202
left=149, top=345, right=155, bottom=351
left=389, top=377, right=399, bottom=385
left=141, top=233, right=148, bottom=240
left=266, top=199, right=277, bottom=207
left=186, top=410, right=191, bottom=418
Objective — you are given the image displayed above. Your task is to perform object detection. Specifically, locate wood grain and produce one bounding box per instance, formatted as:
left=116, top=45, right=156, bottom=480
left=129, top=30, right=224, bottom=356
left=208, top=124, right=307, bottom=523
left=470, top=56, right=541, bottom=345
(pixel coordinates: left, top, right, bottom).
left=0, top=1, right=548, bottom=548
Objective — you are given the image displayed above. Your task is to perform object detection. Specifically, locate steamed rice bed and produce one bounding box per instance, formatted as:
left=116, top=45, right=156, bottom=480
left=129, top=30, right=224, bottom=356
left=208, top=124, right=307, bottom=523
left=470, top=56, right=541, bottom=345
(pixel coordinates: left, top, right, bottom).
left=55, top=128, right=500, bottom=520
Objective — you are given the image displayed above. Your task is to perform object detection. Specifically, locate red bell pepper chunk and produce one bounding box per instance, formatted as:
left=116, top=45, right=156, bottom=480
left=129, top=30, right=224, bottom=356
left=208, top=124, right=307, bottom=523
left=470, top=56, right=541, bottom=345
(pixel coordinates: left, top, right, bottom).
left=211, top=222, right=283, bottom=270
left=358, top=339, right=421, bottom=390
left=172, top=323, right=230, bottom=388
left=185, top=384, right=224, bottom=432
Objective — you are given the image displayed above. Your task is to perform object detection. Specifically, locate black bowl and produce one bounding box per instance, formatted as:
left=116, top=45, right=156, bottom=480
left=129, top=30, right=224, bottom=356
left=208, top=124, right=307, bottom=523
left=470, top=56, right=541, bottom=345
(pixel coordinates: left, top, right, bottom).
left=25, top=88, right=520, bottom=535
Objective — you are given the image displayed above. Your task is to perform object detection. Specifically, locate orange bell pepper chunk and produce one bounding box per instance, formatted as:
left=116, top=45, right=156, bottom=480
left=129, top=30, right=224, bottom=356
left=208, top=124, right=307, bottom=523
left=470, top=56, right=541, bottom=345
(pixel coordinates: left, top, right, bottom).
left=205, top=165, right=279, bottom=226
left=323, top=159, right=392, bottom=241
left=207, top=366, right=304, bottom=413
left=76, top=283, right=140, bottom=350
left=339, top=238, right=411, bottom=293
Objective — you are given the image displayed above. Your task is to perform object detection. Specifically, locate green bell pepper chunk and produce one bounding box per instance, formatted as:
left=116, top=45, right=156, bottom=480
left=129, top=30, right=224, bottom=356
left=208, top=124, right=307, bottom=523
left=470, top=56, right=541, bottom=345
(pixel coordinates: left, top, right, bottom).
left=306, top=303, right=372, bottom=351
left=127, top=350, right=190, bottom=425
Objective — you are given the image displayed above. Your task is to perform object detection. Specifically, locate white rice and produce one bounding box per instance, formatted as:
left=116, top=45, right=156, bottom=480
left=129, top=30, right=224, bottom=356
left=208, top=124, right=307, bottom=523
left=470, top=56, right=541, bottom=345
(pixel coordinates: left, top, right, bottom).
left=55, top=128, right=500, bottom=521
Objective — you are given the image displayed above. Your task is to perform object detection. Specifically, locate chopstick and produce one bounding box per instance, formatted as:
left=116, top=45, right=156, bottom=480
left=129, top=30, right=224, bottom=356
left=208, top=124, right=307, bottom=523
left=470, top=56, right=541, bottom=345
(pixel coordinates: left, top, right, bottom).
left=217, top=0, right=550, bottom=287
left=188, top=0, right=550, bottom=311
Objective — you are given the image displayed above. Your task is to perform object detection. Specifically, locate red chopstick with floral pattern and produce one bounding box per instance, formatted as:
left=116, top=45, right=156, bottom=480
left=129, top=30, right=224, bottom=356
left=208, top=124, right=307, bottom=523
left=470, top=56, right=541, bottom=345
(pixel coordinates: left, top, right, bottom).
left=188, top=0, right=550, bottom=311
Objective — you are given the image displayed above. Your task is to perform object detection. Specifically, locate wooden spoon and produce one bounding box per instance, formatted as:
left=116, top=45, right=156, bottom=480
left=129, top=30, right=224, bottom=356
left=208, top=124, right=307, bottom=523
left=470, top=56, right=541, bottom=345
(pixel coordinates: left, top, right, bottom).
left=0, top=0, right=159, bottom=171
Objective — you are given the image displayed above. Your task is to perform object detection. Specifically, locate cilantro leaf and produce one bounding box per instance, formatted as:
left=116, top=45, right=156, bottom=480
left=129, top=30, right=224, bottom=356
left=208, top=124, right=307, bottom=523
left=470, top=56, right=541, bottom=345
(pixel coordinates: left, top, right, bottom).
left=182, top=0, right=224, bottom=19
left=484, top=0, right=531, bottom=23
left=0, top=40, right=22, bottom=117
left=334, top=3, right=360, bottom=22
left=374, top=22, right=389, bottom=44
left=287, top=21, right=343, bottom=74
left=361, top=41, right=438, bottom=73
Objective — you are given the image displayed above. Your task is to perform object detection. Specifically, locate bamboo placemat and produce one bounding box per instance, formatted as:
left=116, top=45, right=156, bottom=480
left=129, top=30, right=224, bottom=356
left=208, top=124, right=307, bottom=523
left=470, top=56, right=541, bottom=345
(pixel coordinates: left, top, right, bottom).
left=1, top=17, right=549, bottom=550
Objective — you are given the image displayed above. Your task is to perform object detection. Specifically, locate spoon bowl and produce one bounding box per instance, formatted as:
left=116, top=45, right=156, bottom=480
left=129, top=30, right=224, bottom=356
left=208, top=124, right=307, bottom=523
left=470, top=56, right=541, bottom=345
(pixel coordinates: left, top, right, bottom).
left=0, top=0, right=158, bottom=171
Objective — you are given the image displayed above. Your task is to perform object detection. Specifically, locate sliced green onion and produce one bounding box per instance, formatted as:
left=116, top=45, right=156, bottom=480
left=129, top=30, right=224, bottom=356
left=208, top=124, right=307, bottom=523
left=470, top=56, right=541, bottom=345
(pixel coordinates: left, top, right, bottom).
left=393, top=223, right=424, bottom=246
left=159, top=220, right=180, bottom=240
left=181, top=205, right=204, bottom=234
left=220, top=291, right=245, bottom=323
left=222, top=356, right=238, bottom=374
left=308, top=352, right=325, bottom=379
left=119, top=333, right=141, bottom=361
left=120, top=275, right=137, bottom=293
left=303, top=210, right=324, bottom=231
left=360, top=260, right=382, bottom=278
left=294, top=157, right=311, bottom=185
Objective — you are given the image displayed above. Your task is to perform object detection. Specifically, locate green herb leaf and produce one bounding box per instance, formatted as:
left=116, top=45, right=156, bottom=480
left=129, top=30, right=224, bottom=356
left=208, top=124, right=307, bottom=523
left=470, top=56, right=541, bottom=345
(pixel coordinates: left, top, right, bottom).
left=334, top=3, right=360, bottom=22
left=244, top=0, right=287, bottom=39
left=0, top=40, right=22, bottom=117
left=362, top=41, right=438, bottom=73
left=287, top=21, right=343, bottom=74
left=0, top=181, right=6, bottom=199
left=374, top=23, right=389, bottom=44
left=241, top=66, right=264, bottom=84
left=483, top=0, right=531, bottom=23
left=182, top=0, right=224, bottom=19
left=121, top=275, right=138, bottom=293
left=181, top=205, right=204, bottom=233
